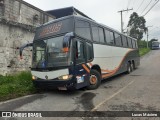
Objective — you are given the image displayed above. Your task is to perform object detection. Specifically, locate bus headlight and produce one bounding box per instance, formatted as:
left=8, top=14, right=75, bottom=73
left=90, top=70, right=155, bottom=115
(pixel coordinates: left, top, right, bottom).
left=58, top=75, right=73, bottom=80
left=32, top=75, right=37, bottom=80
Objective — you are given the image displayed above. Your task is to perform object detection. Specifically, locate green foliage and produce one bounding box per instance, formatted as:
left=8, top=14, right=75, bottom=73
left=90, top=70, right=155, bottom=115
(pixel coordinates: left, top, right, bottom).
left=128, top=12, right=147, bottom=40
left=139, top=48, right=150, bottom=56
left=138, top=40, right=147, bottom=48
left=0, top=71, right=36, bottom=101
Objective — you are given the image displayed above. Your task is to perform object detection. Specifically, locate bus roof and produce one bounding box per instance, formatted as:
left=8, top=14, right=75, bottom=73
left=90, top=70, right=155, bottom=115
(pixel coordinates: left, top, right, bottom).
left=35, top=15, right=137, bottom=41
left=152, top=41, right=159, bottom=43
left=47, top=6, right=92, bottom=20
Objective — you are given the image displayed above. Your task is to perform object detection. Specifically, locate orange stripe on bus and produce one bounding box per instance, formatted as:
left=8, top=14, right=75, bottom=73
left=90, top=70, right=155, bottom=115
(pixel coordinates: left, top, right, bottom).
left=101, top=69, right=115, bottom=73
left=62, top=47, right=69, bottom=52
left=82, top=64, right=90, bottom=73
left=102, top=49, right=134, bottom=78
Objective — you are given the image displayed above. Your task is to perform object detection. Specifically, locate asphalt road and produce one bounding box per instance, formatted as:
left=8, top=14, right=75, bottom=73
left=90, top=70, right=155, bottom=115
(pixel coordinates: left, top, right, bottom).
left=0, top=50, right=160, bottom=120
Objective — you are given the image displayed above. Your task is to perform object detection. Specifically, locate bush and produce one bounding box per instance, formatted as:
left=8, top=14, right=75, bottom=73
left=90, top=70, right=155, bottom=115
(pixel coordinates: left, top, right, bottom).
left=139, top=48, right=150, bottom=56
left=0, top=71, right=36, bottom=101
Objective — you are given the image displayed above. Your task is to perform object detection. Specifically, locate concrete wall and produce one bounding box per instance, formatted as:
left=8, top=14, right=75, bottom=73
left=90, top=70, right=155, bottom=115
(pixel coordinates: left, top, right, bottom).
left=3, top=0, right=54, bottom=26
left=0, top=0, right=55, bottom=75
left=0, top=22, right=34, bottom=75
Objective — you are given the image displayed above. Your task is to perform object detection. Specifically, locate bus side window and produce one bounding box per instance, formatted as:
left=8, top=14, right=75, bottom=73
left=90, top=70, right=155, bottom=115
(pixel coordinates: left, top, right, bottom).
left=86, top=42, right=93, bottom=61
left=132, top=40, right=136, bottom=48
left=75, top=20, right=91, bottom=40
left=98, top=27, right=105, bottom=43
left=75, top=40, right=85, bottom=63
left=122, top=35, right=128, bottom=47
left=128, top=38, right=133, bottom=48
left=114, top=33, right=122, bottom=46
left=92, top=24, right=99, bottom=42
left=105, top=29, right=114, bottom=45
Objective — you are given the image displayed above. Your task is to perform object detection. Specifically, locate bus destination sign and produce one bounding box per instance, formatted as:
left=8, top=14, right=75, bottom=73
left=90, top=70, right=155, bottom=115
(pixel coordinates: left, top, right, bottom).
left=39, top=23, right=62, bottom=38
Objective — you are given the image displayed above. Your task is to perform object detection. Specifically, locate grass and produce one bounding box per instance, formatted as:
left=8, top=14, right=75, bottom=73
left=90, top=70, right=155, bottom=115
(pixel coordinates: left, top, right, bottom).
left=139, top=48, right=150, bottom=56
left=0, top=71, right=36, bottom=102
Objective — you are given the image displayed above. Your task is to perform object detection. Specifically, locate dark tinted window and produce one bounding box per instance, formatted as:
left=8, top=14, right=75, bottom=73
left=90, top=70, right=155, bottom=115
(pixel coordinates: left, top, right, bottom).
left=86, top=42, right=93, bottom=61
left=75, top=40, right=85, bottom=63
left=92, top=25, right=99, bottom=42
left=99, top=27, right=105, bottom=43
left=75, top=20, right=91, bottom=40
left=115, top=33, right=122, bottom=46
left=128, top=38, right=132, bottom=48
left=122, top=35, right=128, bottom=47
left=105, top=29, right=114, bottom=45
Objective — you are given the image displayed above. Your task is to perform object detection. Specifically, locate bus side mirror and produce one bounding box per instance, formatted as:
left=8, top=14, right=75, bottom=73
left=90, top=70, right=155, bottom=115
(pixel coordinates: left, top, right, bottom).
left=18, top=43, right=33, bottom=59
left=63, top=32, right=74, bottom=52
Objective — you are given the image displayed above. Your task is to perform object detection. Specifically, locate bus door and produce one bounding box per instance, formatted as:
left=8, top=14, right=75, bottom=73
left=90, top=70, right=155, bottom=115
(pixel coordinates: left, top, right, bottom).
left=73, top=38, right=89, bottom=89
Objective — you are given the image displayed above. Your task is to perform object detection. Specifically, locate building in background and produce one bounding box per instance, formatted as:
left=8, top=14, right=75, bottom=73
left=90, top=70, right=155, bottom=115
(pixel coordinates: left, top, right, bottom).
left=47, top=6, right=92, bottom=20
left=0, top=0, right=55, bottom=75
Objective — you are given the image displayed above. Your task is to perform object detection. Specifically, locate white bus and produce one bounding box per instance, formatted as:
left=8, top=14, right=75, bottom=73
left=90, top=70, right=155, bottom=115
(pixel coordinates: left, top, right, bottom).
left=19, top=15, right=140, bottom=90
left=151, top=41, right=159, bottom=50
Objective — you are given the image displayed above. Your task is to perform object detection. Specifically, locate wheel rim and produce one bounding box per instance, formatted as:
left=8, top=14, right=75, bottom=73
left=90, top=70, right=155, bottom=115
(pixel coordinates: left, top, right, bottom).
left=90, top=75, right=97, bottom=85
left=128, top=66, right=131, bottom=72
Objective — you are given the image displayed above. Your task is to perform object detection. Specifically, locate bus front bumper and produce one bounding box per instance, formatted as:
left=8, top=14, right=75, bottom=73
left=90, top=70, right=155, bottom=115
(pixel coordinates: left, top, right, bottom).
left=32, top=78, right=76, bottom=90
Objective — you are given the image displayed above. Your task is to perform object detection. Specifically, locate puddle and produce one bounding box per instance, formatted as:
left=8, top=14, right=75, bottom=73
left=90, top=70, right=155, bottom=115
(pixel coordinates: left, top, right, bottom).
left=76, top=92, right=96, bottom=110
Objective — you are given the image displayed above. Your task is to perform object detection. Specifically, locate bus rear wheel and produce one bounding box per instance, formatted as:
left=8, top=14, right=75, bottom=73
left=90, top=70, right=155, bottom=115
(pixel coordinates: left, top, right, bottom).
left=87, top=69, right=101, bottom=90
left=126, top=62, right=132, bottom=74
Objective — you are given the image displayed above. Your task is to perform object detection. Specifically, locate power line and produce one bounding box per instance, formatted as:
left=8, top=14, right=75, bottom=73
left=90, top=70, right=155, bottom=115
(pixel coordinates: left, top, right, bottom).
left=141, top=0, right=153, bottom=15
left=136, top=0, right=145, bottom=12
left=143, top=0, right=159, bottom=16
left=123, top=0, right=142, bottom=31
left=126, top=0, right=159, bottom=29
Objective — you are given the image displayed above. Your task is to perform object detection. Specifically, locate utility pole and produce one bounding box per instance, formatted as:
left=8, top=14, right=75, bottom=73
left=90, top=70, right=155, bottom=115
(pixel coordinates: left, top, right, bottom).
left=118, top=8, right=133, bottom=33
left=147, top=31, right=149, bottom=48
left=146, top=26, right=153, bottom=48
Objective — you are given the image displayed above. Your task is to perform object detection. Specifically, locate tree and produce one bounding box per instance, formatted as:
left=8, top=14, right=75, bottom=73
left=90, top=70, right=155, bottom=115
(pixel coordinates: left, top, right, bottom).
left=127, top=12, right=147, bottom=40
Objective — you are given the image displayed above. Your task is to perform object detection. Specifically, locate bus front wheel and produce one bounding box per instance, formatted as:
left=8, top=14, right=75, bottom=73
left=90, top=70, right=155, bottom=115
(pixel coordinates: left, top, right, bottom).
left=87, top=69, right=101, bottom=90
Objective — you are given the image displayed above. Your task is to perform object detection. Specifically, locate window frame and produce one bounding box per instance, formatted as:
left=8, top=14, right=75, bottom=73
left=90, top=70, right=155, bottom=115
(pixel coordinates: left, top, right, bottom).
left=75, top=19, right=92, bottom=41
left=104, top=29, right=115, bottom=46
left=128, top=38, right=133, bottom=48
left=86, top=41, right=94, bottom=62
left=98, top=27, right=105, bottom=44
left=121, top=35, right=128, bottom=48
left=73, top=38, right=86, bottom=65
left=91, top=24, right=100, bottom=43
left=114, top=32, right=122, bottom=47
left=132, top=39, right=136, bottom=48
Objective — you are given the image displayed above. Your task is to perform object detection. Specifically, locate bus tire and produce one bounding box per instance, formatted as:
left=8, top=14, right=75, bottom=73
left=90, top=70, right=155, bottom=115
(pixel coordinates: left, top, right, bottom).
left=131, top=62, right=134, bottom=71
left=126, top=62, right=132, bottom=74
left=87, top=69, right=101, bottom=90
left=132, top=61, right=136, bottom=69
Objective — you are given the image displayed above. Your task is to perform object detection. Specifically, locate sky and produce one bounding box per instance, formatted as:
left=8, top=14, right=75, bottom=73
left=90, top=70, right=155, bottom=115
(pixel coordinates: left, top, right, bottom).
left=24, top=0, right=160, bottom=41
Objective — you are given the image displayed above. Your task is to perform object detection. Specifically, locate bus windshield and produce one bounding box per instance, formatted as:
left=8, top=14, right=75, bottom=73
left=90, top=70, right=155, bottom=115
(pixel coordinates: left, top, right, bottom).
left=32, top=36, right=71, bottom=68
